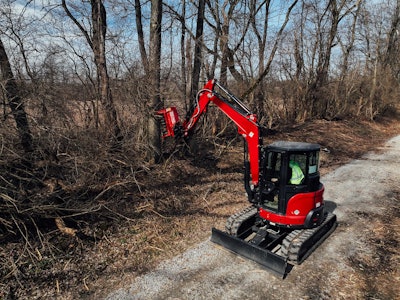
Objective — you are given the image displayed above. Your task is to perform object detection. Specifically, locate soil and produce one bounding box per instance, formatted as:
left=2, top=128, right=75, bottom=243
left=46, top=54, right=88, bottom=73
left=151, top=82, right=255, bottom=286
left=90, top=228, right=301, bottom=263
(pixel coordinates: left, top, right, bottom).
left=1, top=117, right=400, bottom=299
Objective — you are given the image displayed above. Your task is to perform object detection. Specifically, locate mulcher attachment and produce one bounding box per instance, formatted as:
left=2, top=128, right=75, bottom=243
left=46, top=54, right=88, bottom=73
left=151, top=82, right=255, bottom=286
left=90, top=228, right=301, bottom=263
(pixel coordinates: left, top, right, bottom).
left=156, top=107, right=180, bottom=138
left=210, top=207, right=337, bottom=278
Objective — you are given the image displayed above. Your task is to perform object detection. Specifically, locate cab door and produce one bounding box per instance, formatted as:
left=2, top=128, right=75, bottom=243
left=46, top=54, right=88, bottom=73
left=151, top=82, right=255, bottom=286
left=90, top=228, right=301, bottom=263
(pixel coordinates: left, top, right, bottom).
left=282, top=152, right=309, bottom=213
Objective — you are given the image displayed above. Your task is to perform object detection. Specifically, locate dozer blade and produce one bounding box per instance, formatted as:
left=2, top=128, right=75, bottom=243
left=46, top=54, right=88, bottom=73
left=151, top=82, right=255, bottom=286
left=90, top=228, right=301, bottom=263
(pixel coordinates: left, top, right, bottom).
left=210, top=228, right=289, bottom=278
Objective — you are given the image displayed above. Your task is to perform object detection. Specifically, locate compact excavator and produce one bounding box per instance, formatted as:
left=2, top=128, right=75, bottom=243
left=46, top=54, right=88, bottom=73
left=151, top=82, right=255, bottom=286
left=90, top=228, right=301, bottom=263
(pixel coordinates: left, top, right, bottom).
left=156, top=79, right=337, bottom=277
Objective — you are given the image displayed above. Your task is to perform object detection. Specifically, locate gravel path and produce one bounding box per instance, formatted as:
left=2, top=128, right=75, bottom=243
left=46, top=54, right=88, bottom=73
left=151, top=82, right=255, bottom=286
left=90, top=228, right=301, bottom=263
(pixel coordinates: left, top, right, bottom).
left=105, top=136, right=400, bottom=300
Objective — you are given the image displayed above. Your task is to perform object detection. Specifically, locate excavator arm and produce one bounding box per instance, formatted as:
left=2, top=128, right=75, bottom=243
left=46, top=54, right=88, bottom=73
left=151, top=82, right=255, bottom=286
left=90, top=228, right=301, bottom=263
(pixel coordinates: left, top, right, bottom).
left=156, top=79, right=262, bottom=200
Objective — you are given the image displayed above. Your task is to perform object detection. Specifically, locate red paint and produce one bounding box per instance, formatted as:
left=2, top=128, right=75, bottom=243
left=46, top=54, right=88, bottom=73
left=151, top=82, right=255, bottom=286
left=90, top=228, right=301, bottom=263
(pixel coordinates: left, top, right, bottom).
left=259, top=186, right=324, bottom=226
left=156, top=107, right=180, bottom=138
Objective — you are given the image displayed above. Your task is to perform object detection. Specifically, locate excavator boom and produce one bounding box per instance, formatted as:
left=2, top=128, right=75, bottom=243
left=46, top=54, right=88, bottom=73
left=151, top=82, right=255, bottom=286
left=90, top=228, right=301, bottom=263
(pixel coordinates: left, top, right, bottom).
left=157, top=79, right=261, bottom=189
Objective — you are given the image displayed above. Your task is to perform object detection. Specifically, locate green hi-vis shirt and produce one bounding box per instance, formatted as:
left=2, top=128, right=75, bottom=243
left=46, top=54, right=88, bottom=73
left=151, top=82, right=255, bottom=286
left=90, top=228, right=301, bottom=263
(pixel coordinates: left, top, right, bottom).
left=289, top=161, right=305, bottom=184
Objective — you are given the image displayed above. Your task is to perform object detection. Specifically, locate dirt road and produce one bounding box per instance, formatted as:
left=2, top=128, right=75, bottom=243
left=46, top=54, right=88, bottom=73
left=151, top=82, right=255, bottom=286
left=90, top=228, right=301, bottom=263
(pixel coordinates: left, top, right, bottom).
left=105, top=136, right=400, bottom=300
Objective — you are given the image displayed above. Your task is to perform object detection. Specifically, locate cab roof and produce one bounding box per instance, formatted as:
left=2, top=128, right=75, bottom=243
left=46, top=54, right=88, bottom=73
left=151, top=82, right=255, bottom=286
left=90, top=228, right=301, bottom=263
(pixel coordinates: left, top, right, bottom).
left=266, top=141, right=320, bottom=152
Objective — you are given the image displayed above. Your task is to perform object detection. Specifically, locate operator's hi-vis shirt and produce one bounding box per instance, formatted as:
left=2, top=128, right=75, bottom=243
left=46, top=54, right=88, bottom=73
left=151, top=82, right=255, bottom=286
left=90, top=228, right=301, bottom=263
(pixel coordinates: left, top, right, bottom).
left=289, top=161, right=304, bottom=184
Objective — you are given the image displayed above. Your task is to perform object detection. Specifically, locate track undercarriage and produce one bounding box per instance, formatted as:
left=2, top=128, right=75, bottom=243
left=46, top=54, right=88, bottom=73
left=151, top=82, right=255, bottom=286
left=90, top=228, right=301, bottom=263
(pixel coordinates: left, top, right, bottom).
left=211, top=206, right=337, bottom=277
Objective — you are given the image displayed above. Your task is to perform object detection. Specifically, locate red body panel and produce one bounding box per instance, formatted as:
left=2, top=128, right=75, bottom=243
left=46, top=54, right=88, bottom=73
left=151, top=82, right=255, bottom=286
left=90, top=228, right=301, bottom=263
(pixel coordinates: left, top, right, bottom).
left=259, top=186, right=324, bottom=226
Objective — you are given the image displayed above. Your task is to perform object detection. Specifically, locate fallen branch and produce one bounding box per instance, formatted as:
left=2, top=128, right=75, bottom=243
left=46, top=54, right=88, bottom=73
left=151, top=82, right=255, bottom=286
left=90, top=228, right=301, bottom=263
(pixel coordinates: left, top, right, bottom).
left=55, top=217, right=77, bottom=237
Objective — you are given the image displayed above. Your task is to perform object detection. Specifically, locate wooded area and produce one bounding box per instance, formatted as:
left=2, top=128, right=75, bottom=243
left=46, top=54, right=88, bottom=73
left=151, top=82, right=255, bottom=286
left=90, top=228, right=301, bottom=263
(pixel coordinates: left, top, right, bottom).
left=0, top=0, right=399, bottom=297
left=1, top=0, right=399, bottom=150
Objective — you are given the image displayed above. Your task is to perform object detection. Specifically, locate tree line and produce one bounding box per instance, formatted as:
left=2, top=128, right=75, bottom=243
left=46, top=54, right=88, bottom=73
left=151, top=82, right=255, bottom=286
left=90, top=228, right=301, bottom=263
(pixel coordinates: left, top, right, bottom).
left=0, top=0, right=399, bottom=160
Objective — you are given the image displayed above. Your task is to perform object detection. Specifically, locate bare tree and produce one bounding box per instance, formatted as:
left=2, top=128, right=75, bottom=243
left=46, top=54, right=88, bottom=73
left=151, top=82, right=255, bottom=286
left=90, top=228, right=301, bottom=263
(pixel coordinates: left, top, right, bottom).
left=147, top=0, right=163, bottom=162
left=244, top=0, right=298, bottom=95
left=383, top=0, right=400, bottom=79
left=0, top=37, right=33, bottom=153
left=135, top=0, right=149, bottom=74
left=180, top=0, right=188, bottom=110
left=205, top=0, right=249, bottom=86
left=333, top=0, right=363, bottom=117
left=242, top=0, right=298, bottom=123
left=302, top=0, right=360, bottom=118
left=189, top=0, right=206, bottom=103
left=247, top=0, right=272, bottom=121
left=62, top=0, right=121, bottom=141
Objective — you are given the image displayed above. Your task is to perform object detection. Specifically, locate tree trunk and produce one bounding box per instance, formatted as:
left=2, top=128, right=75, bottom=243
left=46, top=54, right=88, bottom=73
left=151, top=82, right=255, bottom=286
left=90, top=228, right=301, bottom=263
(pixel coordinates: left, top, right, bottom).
left=219, top=21, right=230, bottom=86
left=135, top=0, right=149, bottom=74
left=147, top=0, right=163, bottom=162
left=189, top=0, right=206, bottom=104
left=0, top=37, right=33, bottom=153
left=180, top=0, right=188, bottom=111
left=250, top=0, right=271, bottom=121
left=62, top=0, right=121, bottom=142
left=91, top=0, right=121, bottom=141
left=384, top=0, right=400, bottom=79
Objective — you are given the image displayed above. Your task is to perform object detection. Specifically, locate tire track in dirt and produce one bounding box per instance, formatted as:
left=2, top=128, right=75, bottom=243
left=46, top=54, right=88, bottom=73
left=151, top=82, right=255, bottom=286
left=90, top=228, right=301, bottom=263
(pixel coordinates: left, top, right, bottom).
left=105, top=136, right=400, bottom=300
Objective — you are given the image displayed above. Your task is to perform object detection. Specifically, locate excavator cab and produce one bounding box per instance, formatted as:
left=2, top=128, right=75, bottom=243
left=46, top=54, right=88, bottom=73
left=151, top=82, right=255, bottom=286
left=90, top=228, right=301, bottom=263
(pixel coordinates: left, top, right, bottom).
left=259, top=141, right=325, bottom=228
left=211, top=140, right=335, bottom=277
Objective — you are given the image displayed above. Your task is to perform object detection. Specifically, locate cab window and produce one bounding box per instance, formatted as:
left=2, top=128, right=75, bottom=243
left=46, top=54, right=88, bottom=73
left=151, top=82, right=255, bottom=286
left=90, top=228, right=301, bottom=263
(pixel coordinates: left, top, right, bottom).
left=266, top=151, right=282, bottom=180
left=289, top=154, right=307, bottom=174
left=308, top=151, right=319, bottom=174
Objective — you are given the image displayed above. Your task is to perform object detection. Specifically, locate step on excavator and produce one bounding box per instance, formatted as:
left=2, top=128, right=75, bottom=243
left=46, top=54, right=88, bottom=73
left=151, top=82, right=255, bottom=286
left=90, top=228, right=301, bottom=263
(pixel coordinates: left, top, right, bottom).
left=156, top=79, right=337, bottom=277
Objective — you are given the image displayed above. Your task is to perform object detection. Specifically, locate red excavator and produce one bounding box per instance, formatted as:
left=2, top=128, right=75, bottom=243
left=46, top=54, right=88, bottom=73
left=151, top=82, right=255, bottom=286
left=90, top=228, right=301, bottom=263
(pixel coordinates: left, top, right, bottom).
left=156, top=79, right=337, bottom=277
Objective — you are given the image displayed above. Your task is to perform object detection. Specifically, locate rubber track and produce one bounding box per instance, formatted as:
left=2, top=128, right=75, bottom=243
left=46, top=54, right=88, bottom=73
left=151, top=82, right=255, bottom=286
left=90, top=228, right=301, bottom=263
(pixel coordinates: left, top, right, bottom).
left=225, top=206, right=257, bottom=236
left=280, top=212, right=337, bottom=264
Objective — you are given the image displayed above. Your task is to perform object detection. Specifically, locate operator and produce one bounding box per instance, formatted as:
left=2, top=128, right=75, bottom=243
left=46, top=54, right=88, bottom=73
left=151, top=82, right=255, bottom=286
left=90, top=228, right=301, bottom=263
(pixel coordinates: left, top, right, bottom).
left=289, top=160, right=304, bottom=184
